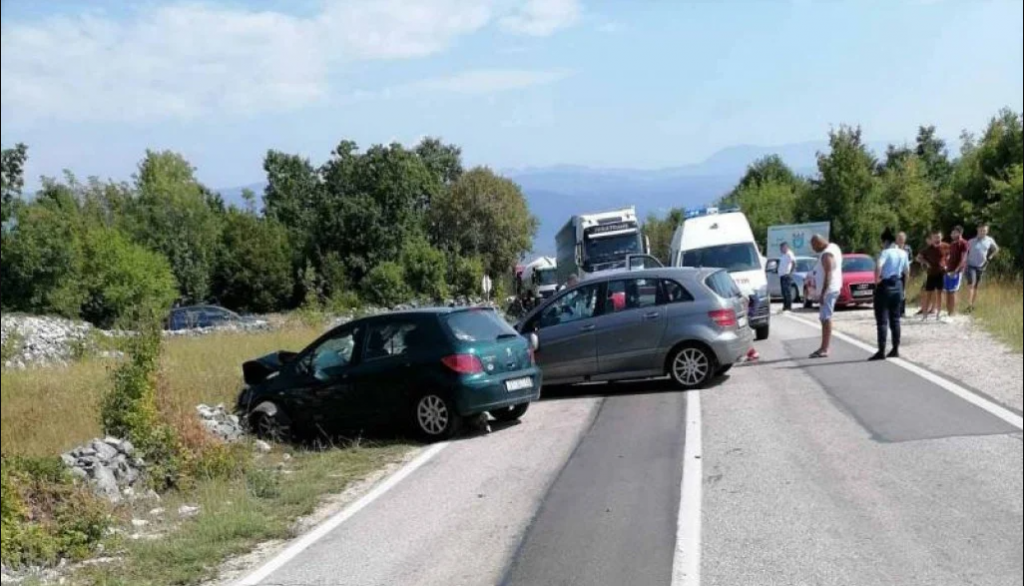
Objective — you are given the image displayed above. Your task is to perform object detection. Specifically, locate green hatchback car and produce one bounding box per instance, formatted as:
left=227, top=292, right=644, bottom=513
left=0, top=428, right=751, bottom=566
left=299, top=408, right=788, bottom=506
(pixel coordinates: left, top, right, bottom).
left=237, top=308, right=542, bottom=442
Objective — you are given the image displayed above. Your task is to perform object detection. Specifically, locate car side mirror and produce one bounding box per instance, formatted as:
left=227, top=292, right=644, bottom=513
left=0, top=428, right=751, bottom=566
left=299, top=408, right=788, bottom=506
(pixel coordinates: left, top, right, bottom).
left=528, top=333, right=540, bottom=352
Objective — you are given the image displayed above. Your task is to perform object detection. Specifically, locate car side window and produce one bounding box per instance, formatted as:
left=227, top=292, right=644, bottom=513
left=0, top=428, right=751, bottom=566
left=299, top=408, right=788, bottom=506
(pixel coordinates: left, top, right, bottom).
left=538, top=284, right=601, bottom=329
left=363, top=322, right=423, bottom=362
left=310, top=328, right=358, bottom=376
left=603, top=279, right=659, bottom=314
left=661, top=280, right=695, bottom=304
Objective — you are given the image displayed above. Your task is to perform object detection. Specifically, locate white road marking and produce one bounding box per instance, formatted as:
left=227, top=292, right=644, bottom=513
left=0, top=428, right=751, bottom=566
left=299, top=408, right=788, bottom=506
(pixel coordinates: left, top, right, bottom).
left=784, top=313, right=1023, bottom=431
left=672, top=390, right=703, bottom=586
left=235, top=442, right=450, bottom=586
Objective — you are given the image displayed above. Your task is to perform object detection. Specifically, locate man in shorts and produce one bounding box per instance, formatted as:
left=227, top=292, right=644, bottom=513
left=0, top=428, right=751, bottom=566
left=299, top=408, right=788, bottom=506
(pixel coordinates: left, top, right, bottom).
left=966, top=224, right=1000, bottom=313
left=809, top=235, right=843, bottom=359
left=944, top=226, right=969, bottom=316
left=917, top=230, right=947, bottom=321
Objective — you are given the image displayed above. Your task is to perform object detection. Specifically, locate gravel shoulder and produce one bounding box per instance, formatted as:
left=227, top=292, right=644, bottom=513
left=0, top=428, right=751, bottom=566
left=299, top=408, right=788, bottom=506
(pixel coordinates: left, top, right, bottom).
left=782, top=304, right=1023, bottom=413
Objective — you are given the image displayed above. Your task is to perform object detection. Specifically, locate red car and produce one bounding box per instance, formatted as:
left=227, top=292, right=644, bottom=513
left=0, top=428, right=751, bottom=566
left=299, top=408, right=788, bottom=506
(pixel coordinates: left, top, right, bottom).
left=804, top=254, right=877, bottom=308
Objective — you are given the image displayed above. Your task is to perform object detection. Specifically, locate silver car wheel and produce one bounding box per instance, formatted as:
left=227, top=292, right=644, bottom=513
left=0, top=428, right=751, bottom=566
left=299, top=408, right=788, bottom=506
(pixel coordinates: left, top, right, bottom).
left=673, top=348, right=711, bottom=387
left=417, top=395, right=450, bottom=436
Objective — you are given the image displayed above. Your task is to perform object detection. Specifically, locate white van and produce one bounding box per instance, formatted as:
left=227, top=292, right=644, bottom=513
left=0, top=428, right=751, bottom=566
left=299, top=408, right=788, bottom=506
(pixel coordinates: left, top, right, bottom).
left=670, top=208, right=771, bottom=340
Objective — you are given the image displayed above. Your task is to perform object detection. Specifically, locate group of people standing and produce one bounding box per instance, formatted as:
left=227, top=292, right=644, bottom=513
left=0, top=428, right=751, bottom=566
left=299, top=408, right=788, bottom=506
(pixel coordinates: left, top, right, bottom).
left=795, top=224, right=1000, bottom=362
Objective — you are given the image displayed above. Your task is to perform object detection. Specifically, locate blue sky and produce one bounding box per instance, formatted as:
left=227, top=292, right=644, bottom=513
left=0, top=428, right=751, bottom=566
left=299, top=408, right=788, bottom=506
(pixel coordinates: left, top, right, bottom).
left=2, top=0, right=1022, bottom=189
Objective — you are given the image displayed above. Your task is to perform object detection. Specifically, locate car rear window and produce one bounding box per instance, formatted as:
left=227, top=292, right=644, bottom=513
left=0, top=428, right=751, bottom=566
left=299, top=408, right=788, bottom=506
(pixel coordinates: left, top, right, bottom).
left=705, top=271, right=741, bottom=299
left=843, top=257, right=876, bottom=272
left=444, top=310, right=519, bottom=342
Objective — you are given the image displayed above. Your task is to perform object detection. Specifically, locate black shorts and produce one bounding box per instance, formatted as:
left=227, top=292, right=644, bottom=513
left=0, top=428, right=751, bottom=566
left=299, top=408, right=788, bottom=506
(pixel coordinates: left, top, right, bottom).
left=925, top=274, right=944, bottom=292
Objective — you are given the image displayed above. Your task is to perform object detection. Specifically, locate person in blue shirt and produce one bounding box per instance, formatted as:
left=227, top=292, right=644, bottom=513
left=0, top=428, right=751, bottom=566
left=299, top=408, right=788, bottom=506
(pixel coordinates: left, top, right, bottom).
left=872, top=229, right=911, bottom=361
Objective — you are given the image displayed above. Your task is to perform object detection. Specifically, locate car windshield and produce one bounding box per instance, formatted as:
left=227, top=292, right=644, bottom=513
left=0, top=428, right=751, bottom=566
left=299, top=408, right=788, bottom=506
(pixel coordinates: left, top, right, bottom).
left=682, top=243, right=761, bottom=273
left=445, top=310, right=518, bottom=342
left=796, top=259, right=817, bottom=273
left=584, top=232, right=641, bottom=268
left=843, top=257, right=876, bottom=272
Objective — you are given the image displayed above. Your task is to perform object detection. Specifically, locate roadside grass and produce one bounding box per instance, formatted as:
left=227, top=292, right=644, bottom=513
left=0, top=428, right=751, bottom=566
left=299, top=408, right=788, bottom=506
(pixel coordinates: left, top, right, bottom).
left=2, top=323, right=415, bottom=584
left=905, top=274, right=1021, bottom=353
left=76, top=444, right=410, bottom=586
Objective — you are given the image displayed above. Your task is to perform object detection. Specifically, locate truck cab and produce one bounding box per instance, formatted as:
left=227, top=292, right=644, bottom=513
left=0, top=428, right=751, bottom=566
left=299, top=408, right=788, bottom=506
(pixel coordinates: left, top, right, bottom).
left=556, top=207, right=654, bottom=285
left=670, top=207, right=771, bottom=341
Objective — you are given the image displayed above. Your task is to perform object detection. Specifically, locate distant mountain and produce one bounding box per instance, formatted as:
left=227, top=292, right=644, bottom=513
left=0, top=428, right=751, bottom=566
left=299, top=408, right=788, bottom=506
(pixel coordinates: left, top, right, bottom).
left=215, top=141, right=898, bottom=256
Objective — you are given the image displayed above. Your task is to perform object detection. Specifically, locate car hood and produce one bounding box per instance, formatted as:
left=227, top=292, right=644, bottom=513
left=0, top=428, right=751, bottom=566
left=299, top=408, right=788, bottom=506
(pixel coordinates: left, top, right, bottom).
left=843, top=271, right=876, bottom=284
left=243, top=351, right=299, bottom=386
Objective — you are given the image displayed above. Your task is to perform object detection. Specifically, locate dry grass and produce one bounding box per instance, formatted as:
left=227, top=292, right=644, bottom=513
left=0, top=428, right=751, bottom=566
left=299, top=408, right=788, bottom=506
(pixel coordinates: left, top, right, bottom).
left=972, top=278, right=1023, bottom=353
left=1, top=327, right=321, bottom=458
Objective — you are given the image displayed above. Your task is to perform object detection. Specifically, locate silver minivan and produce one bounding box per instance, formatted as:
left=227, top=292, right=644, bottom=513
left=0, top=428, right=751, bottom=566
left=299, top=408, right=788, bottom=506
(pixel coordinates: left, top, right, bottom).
left=516, top=268, right=753, bottom=390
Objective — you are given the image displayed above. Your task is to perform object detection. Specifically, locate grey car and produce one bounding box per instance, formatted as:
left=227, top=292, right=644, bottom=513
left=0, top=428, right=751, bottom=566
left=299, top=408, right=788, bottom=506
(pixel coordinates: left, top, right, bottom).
left=765, top=256, right=816, bottom=303
left=516, top=268, right=753, bottom=390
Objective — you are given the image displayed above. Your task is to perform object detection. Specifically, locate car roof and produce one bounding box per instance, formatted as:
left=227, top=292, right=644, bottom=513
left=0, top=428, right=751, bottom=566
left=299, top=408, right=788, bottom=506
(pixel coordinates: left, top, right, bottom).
left=576, top=267, right=712, bottom=285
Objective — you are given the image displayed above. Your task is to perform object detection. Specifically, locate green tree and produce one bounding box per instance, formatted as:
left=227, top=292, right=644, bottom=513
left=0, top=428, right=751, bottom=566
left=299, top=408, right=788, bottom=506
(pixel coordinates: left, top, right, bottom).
left=643, top=208, right=684, bottom=265
left=79, top=227, right=178, bottom=329
left=804, top=127, right=894, bottom=254
left=415, top=137, right=464, bottom=187
left=361, top=262, right=411, bottom=307
left=430, top=167, right=538, bottom=279
left=991, top=165, right=1022, bottom=271
left=1, top=144, right=28, bottom=224
left=915, top=126, right=955, bottom=189
left=401, top=237, right=449, bottom=301
left=878, top=155, right=935, bottom=246
left=212, top=210, right=294, bottom=313
left=130, top=151, right=222, bottom=304
left=451, top=256, right=484, bottom=298
left=263, top=151, right=322, bottom=258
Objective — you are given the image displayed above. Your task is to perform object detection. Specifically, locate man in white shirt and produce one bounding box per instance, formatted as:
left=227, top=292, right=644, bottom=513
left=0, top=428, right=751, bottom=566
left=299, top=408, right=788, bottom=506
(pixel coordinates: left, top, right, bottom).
left=810, top=234, right=843, bottom=359
left=778, top=242, right=797, bottom=313
left=966, top=224, right=1000, bottom=312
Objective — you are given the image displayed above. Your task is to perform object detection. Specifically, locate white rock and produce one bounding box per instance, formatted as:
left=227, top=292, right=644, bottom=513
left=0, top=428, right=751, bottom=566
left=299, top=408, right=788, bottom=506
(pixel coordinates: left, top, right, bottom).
left=178, top=505, right=201, bottom=518
left=253, top=440, right=273, bottom=454
left=131, top=519, right=149, bottom=528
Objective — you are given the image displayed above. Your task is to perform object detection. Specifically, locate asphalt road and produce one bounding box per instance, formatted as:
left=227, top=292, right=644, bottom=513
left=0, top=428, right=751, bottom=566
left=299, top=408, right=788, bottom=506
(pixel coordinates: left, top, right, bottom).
left=245, top=316, right=1023, bottom=586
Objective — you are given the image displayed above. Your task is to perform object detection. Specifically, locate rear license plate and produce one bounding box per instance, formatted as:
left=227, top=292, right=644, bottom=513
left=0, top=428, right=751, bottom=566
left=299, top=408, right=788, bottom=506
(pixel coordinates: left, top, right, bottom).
left=853, top=289, right=873, bottom=297
left=505, top=377, right=533, bottom=392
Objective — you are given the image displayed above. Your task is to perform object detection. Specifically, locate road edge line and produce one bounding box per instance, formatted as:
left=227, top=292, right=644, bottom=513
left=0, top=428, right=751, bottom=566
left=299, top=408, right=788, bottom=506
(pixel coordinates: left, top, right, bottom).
left=236, top=442, right=449, bottom=586
left=672, top=390, right=703, bottom=586
left=783, top=313, right=1023, bottom=431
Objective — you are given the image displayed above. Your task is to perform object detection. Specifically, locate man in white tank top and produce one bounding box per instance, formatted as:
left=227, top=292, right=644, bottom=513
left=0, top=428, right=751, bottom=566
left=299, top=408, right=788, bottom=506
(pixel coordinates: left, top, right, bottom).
left=810, top=234, right=843, bottom=359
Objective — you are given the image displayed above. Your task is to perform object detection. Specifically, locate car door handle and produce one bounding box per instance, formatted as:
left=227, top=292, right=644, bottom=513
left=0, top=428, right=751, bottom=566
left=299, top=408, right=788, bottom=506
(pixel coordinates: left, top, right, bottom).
left=580, top=324, right=596, bottom=332
left=642, top=312, right=661, bottom=320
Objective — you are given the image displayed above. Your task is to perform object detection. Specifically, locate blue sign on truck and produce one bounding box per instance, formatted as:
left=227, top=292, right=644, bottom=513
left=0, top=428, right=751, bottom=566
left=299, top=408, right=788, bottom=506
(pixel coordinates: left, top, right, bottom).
left=766, top=222, right=831, bottom=258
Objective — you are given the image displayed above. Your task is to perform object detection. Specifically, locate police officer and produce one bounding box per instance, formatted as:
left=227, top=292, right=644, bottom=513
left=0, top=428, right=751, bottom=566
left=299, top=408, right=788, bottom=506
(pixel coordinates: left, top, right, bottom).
left=871, top=229, right=910, bottom=361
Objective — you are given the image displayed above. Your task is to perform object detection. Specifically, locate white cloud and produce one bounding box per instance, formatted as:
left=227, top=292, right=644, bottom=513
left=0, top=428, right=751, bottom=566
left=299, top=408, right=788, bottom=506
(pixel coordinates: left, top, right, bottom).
left=1, top=0, right=581, bottom=123
left=500, top=0, right=582, bottom=37
left=401, top=68, right=570, bottom=95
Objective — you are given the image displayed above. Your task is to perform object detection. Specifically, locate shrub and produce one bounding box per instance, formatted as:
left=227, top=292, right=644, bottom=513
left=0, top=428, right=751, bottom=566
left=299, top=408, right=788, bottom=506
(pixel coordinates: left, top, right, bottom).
left=361, top=262, right=411, bottom=307
left=1, top=456, right=110, bottom=568
left=100, top=326, right=183, bottom=489
left=212, top=211, right=294, bottom=314
left=80, top=228, right=179, bottom=329
left=245, top=467, right=281, bottom=500
left=452, top=256, right=484, bottom=298
left=326, top=290, right=363, bottom=314
left=1, top=329, right=21, bottom=366
left=401, top=238, right=449, bottom=301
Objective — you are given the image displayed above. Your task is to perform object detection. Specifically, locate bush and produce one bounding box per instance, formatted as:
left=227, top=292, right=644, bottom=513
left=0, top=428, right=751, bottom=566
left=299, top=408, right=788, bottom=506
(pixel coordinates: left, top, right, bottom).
left=401, top=238, right=449, bottom=301
left=80, top=228, right=179, bottom=329
left=100, top=326, right=183, bottom=489
left=212, top=211, right=294, bottom=314
left=1, top=329, right=21, bottom=366
left=361, top=262, right=411, bottom=307
left=1, top=456, right=110, bottom=568
left=326, top=290, right=363, bottom=314
left=452, top=256, right=484, bottom=298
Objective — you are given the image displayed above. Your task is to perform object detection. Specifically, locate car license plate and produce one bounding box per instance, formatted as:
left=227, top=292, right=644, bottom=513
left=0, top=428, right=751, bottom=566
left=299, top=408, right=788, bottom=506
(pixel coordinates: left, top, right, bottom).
left=505, top=377, right=533, bottom=392
left=853, top=289, right=872, bottom=297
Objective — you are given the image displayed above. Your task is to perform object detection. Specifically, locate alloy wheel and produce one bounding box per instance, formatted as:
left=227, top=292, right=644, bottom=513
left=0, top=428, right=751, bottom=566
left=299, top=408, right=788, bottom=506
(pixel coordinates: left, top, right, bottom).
left=417, top=395, right=450, bottom=436
left=673, top=348, right=711, bottom=388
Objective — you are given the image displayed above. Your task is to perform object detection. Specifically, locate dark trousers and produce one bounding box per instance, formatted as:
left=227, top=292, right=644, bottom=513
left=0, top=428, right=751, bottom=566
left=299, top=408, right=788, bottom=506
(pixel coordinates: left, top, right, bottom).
left=780, top=275, right=794, bottom=311
left=875, top=278, right=903, bottom=352
left=899, top=275, right=907, bottom=317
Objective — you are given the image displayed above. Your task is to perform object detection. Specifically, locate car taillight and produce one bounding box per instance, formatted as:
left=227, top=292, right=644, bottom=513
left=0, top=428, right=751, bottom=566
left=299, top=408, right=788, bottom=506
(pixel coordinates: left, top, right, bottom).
left=442, top=354, right=485, bottom=374
left=709, top=309, right=738, bottom=328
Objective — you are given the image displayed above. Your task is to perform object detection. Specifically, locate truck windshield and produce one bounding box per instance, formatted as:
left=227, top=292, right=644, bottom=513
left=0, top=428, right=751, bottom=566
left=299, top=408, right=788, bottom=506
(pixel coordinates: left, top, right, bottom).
left=584, top=233, right=641, bottom=268
left=682, top=243, right=761, bottom=273
left=536, top=270, right=558, bottom=287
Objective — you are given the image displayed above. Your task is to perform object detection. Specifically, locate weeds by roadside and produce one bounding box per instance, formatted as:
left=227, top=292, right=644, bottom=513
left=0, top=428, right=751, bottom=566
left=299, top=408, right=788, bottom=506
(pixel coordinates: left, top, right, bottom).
left=904, top=275, right=1021, bottom=353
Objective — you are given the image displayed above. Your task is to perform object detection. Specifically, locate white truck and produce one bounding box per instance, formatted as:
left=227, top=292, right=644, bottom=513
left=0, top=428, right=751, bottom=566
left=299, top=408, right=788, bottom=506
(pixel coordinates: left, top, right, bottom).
left=670, top=207, right=772, bottom=340
left=521, top=256, right=559, bottom=300
left=766, top=222, right=831, bottom=259
left=555, top=207, right=658, bottom=285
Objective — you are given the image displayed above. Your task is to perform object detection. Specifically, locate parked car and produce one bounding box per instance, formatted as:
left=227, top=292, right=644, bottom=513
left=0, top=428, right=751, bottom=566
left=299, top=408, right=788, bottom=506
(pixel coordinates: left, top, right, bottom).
left=516, top=267, right=753, bottom=390
left=766, top=256, right=817, bottom=303
left=166, top=305, right=260, bottom=331
left=237, top=308, right=541, bottom=442
left=804, top=254, right=877, bottom=309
